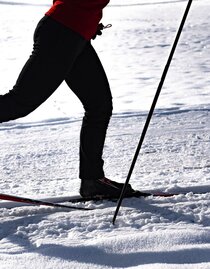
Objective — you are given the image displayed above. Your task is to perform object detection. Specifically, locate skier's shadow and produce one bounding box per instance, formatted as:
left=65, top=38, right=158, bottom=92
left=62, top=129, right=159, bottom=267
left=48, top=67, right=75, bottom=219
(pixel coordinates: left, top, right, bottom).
left=1, top=199, right=210, bottom=267
left=33, top=199, right=210, bottom=267
left=35, top=242, right=210, bottom=267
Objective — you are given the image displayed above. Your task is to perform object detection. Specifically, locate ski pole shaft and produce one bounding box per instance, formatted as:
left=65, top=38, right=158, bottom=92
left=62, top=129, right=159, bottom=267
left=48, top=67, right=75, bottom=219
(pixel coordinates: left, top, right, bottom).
left=0, top=193, right=92, bottom=211
left=113, top=0, right=193, bottom=224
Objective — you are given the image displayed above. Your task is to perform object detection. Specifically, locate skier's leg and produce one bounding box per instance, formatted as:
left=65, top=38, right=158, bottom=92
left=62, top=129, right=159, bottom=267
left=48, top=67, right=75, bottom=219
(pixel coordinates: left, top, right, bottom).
left=65, top=42, right=113, bottom=181
left=0, top=16, right=86, bottom=123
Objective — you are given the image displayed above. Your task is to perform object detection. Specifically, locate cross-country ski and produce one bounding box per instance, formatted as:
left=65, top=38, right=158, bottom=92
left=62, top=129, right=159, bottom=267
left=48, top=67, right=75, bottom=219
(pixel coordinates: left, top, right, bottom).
left=2, top=189, right=209, bottom=209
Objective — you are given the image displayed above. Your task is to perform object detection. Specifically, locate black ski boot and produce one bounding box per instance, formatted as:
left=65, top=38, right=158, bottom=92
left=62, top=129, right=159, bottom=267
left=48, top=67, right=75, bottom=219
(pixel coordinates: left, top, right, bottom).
left=80, top=177, right=139, bottom=198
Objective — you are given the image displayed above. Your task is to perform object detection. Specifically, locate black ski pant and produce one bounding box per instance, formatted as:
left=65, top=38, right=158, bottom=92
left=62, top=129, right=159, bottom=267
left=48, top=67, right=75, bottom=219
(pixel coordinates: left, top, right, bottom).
left=0, top=16, right=113, bottom=181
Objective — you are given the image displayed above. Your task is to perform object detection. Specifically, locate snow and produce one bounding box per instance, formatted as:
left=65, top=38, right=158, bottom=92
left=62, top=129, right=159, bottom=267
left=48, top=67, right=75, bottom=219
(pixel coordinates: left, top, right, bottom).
left=0, top=0, right=210, bottom=268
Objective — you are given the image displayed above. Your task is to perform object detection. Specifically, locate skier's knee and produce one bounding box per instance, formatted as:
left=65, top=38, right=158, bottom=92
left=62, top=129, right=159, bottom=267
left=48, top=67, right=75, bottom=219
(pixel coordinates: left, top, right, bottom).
left=84, top=101, right=113, bottom=125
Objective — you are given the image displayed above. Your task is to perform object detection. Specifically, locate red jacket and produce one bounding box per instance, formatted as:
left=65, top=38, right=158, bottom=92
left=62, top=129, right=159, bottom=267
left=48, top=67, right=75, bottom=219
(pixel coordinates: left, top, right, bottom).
left=45, top=0, right=110, bottom=40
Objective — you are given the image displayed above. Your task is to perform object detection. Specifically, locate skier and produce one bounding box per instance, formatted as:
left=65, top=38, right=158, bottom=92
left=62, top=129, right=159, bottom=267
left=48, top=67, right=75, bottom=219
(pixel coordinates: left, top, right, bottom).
left=0, top=0, right=135, bottom=198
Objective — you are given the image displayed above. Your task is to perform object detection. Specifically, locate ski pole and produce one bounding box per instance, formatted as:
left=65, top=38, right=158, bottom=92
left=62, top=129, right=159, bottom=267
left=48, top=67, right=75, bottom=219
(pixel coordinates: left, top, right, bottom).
left=113, top=0, right=193, bottom=224
left=0, top=193, right=92, bottom=211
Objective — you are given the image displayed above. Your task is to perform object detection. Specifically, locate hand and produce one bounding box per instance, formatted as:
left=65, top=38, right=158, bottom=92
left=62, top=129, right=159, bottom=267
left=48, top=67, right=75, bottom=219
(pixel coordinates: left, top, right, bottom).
left=92, top=23, right=112, bottom=40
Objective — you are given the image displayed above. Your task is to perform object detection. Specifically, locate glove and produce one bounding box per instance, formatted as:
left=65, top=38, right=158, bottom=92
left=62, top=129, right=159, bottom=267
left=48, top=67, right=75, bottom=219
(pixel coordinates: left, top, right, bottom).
left=92, top=23, right=112, bottom=40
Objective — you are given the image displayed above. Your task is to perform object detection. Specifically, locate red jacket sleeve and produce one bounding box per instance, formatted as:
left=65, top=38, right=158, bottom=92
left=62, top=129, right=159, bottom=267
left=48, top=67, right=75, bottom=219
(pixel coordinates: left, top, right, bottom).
left=46, top=0, right=110, bottom=40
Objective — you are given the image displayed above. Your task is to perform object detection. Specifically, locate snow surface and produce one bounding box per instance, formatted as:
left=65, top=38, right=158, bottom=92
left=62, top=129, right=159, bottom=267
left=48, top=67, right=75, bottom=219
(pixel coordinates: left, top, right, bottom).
left=1, top=0, right=210, bottom=268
